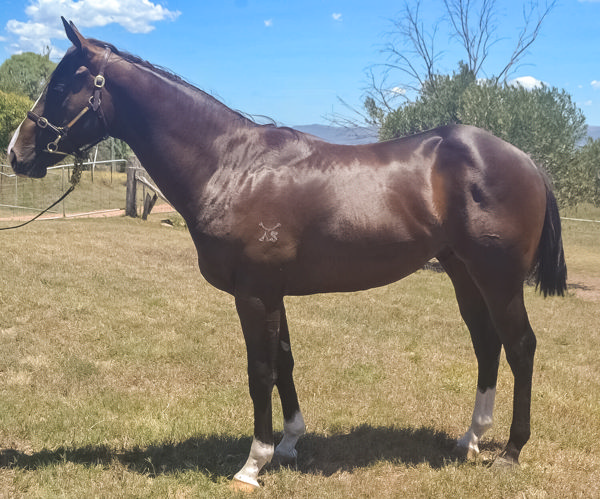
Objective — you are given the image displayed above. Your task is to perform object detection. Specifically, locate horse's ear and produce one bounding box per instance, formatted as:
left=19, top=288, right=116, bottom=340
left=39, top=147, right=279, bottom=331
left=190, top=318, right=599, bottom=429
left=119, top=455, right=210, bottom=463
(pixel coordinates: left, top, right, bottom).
left=62, top=17, right=85, bottom=51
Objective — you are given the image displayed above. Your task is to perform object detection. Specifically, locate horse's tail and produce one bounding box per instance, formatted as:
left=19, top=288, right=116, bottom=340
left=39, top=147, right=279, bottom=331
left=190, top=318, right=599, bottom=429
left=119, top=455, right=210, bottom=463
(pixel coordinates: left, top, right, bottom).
left=532, top=176, right=567, bottom=297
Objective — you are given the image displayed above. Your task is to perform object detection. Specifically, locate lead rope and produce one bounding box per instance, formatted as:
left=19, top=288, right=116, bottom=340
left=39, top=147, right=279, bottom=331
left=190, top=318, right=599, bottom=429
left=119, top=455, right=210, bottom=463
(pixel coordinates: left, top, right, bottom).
left=0, top=156, right=84, bottom=231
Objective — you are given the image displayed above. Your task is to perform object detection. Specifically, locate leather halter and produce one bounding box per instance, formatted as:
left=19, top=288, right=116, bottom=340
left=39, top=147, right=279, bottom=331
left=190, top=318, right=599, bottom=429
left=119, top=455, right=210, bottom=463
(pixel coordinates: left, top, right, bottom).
left=26, top=47, right=111, bottom=157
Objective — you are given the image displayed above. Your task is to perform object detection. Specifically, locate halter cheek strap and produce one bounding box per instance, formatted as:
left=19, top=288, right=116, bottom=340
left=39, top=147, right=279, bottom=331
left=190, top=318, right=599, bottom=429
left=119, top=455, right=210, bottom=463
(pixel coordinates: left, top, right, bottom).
left=27, top=46, right=111, bottom=157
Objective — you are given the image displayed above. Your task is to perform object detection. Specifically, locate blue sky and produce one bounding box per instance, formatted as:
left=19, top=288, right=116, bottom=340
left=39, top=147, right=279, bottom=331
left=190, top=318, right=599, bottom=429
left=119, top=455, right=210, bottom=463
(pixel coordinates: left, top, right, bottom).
left=1, top=0, right=599, bottom=126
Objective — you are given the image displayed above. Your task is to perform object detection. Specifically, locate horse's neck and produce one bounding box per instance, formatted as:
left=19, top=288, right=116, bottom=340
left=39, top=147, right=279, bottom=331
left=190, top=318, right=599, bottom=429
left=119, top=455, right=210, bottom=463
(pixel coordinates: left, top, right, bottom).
left=110, top=62, right=251, bottom=220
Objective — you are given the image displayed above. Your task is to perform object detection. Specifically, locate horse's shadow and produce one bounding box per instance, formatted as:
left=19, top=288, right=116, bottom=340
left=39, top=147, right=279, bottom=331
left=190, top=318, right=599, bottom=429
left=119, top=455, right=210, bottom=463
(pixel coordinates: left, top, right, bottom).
left=1, top=425, right=503, bottom=479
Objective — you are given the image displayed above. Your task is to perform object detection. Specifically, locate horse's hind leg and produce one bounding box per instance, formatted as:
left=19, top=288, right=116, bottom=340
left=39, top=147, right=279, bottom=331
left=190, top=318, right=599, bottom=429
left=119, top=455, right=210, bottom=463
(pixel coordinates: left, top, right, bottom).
left=452, top=250, right=537, bottom=466
left=273, top=303, right=305, bottom=467
left=439, top=251, right=502, bottom=459
left=480, top=283, right=536, bottom=466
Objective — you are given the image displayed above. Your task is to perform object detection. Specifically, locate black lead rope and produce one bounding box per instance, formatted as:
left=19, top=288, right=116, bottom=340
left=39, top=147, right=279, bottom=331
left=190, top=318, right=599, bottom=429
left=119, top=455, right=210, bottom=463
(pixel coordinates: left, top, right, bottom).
left=0, top=158, right=83, bottom=231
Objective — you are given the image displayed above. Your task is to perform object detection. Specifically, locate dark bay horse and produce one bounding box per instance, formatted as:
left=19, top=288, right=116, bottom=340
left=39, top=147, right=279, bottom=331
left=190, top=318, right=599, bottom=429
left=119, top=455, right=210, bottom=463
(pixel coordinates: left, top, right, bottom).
left=8, top=18, right=566, bottom=491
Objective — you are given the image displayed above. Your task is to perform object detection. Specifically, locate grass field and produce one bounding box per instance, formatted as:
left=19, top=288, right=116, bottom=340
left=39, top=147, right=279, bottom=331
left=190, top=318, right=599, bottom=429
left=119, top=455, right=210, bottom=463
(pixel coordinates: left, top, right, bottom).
left=0, top=213, right=599, bottom=498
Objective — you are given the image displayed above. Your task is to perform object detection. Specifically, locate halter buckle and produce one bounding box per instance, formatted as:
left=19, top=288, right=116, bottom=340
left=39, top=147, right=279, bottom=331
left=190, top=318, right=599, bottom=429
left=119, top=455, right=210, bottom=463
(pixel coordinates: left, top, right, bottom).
left=46, top=138, right=61, bottom=153
left=94, top=74, right=106, bottom=89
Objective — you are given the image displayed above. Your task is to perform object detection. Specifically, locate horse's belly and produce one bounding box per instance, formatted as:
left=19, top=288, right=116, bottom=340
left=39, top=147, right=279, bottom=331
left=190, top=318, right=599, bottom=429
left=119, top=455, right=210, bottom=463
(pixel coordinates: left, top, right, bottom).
left=283, top=238, right=437, bottom=295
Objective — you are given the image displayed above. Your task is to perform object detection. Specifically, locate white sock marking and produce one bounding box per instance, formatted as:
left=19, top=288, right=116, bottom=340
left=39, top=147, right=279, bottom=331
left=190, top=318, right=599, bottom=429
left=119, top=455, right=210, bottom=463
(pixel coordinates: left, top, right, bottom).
left=274, top=410, right=305, bottom=460
left=457, top=387, right=496, bottom=455
left=233, top=438, right=274, bottom=488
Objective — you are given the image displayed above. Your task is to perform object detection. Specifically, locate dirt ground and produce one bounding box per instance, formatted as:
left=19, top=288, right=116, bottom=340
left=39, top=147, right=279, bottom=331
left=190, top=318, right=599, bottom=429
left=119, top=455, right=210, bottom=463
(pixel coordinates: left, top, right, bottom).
left=0, top=203, right=175, bottom=222
left=568, top=274, right=600, bottom=302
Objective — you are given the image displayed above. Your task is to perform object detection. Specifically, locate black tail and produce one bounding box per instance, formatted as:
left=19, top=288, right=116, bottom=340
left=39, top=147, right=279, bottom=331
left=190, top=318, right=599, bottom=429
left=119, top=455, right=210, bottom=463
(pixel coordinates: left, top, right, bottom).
left=533, top=179, right=567, bottom=297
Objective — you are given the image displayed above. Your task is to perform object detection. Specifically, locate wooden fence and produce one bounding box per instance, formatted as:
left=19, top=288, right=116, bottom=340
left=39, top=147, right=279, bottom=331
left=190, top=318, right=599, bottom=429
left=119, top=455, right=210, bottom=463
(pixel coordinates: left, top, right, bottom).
left=0, top=155, right=174, bottom=222
left=125, top=157, right=172, bottom=219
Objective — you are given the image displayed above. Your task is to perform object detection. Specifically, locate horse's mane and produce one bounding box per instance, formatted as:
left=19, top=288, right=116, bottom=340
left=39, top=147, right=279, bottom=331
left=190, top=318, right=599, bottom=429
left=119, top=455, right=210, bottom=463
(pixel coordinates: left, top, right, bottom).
left=87, top=38, right=275, bottom=128
left=88, top=38, right=194, bottom=92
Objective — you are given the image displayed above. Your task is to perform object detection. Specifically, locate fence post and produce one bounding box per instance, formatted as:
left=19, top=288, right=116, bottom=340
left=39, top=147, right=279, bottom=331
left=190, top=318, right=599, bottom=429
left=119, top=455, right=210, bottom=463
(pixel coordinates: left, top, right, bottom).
left=125, top=158, right=138, bottom=217
left=141, top=193, right=158, bottom=220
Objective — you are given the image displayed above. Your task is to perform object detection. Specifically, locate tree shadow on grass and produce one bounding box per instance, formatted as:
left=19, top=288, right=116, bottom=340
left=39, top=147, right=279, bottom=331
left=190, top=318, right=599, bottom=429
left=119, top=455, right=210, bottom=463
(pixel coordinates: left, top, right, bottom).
left=0, top=425, right=504, bottom=480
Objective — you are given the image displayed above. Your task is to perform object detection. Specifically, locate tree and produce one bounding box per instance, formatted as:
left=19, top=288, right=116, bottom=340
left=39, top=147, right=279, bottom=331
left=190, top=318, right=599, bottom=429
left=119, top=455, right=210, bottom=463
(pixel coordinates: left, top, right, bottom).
left=376, top=66, right=593, bottom=206
left=378, top=63, right=476, bottom=139
left=0, top=90, right=32, bottom=154
left=366, top=0, right=557, bottom=119
left=362, top=0, right=599, bottom=207
left=93, top=137, right=133, bottom=172
left=0, top=52, right=57, bottom=100
left=567, top=139, right=600, bottom=206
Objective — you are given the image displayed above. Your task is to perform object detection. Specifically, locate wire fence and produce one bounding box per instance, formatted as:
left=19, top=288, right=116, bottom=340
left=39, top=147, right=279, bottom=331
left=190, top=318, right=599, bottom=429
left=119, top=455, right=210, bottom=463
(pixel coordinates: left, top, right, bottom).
left=0, top=158, right=128, bottom=221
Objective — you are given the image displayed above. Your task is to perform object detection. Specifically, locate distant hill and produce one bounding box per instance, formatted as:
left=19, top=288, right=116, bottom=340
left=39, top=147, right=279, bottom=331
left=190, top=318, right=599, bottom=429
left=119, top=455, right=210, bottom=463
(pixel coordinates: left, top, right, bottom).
left=293, top=124, right=378, bottom=145
left=588, top=126, right=600, bottom=141
left=293, top=124, right=600, bottom=145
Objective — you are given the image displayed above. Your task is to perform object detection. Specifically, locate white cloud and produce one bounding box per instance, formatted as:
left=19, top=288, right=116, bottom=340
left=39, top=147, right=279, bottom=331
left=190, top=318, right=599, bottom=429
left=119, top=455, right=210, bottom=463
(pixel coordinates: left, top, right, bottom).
left=5, top=19, right=64, bottom=55
left=509, top=76, right=545, bottom=90
left=584, top=100, right=593, bottom=106
left=264, top=19, right=273, bottom=28
left=390, top=86, right=406, bottom=95
left=592, top=80, right=600, bottom=90
left=4, top=0, right=180, bottom=55
left=332, top=13, right=342, bottom=21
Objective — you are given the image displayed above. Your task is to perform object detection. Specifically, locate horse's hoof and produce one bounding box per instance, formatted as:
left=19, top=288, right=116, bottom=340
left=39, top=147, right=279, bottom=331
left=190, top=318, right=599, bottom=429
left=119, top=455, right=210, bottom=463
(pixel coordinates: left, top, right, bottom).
left=452, top=444, right=478, bottom=461
left=491, top=453, right=519, bottom=468
left=231, top=477, right=259, bottom=493
left=270, top=451, right=298, bottom=469
left=492, top=443, right=520, bottom=468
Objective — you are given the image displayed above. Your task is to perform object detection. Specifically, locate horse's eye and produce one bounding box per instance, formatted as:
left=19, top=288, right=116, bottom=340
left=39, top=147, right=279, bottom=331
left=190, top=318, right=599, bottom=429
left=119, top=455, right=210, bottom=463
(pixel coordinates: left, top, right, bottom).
left=53, top=83, right=66, bottom=93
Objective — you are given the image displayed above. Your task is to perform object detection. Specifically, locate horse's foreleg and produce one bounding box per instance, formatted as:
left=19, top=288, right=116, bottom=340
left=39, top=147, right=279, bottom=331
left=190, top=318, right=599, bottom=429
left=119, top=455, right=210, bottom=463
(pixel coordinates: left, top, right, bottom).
left=440, top=252, right=502, bottom=459
left=232, top=294, right=281, bottom=491
left=273, top=303, right=305, bottom=467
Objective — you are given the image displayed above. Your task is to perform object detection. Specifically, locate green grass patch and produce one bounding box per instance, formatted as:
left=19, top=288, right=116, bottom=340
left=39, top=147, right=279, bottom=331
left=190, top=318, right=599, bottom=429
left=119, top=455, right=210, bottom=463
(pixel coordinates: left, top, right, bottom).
left=0, top=214, right=598, bottom=497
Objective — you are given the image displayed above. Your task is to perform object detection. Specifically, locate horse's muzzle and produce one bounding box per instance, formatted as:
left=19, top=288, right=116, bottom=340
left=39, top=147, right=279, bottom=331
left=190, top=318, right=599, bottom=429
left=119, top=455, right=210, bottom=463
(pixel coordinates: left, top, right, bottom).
left=9, top=150, right=48, bottom=179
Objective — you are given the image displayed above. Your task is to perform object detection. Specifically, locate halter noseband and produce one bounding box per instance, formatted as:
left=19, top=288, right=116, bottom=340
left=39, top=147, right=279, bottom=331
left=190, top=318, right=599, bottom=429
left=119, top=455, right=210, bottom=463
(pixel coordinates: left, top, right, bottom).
left=27, top=46, right=111, bottom=157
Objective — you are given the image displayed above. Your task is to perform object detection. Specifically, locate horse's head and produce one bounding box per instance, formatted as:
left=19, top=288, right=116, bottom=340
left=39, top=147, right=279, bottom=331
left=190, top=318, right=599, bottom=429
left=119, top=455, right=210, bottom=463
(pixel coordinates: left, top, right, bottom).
left=8, top=18, right=113, bottom=178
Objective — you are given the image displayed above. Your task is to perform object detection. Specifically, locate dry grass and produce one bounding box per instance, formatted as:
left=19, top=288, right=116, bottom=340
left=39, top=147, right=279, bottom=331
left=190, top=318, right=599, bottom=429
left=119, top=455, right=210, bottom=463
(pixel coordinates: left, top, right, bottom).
left=0, top=215, right=598, bottom=497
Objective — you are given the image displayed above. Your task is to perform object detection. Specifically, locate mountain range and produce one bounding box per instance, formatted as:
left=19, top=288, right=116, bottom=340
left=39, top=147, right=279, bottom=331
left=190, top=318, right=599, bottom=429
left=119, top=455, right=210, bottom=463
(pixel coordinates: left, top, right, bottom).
left=292, top=124, right=378, bottom=144
left=588, top=126, right=600, bottom=141
left=294, top=124, right=600, bottom=145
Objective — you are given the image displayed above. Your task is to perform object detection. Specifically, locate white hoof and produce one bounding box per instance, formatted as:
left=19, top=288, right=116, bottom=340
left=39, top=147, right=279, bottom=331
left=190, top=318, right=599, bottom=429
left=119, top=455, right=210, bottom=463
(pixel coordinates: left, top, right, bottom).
left=454, top=441, right=480, bottom=461
left=231, top=476, right=259, bottom=493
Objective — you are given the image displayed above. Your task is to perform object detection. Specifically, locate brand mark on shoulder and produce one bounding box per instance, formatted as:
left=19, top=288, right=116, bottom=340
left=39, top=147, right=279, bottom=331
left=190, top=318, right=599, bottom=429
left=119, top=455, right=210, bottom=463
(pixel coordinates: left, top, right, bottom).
left=259, top=222, right=281, bottom=242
